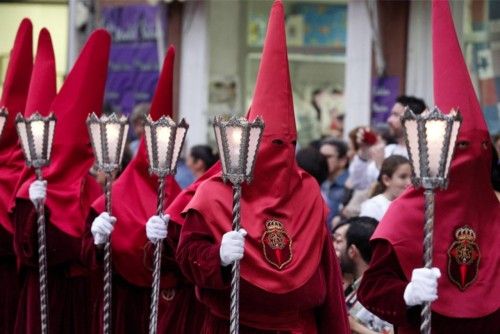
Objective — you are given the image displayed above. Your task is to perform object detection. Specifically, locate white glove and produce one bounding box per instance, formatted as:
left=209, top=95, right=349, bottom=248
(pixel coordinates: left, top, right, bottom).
left=91, top=212, right=116, bottom=245
left=219, top=229, right=247, bottom=267
left=29, top=180, right=47, bottom=206
left=146, top=214, right=170, bottom=242
left=403, top=267, right=441, bottom=306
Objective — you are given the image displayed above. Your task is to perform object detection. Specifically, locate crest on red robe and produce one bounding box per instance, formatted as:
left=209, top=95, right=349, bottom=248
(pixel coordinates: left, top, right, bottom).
left=447, top=225, right=480, bottom=291
left=261, top=219, right=292, bottom=270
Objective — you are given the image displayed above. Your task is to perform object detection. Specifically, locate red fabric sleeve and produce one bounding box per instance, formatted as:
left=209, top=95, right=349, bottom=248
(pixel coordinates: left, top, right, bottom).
left=316, top=232, right=350, bottom=334
left=176, top=209, right=230, bottom=290
left=357, top=239, right=420, bottom=327
left=13, top=199, right=83, bottom=268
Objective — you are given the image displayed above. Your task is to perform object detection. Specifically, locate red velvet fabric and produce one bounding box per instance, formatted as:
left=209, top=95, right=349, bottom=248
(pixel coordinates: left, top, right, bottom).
left=82, top=209, right=206, bottom=334
left=13, top=200, right=93, bottom=334
left=185, top=0, right=327, bottom=294
left=91, top=46, right=183, bottom=287
left=0, top=18, right=32, bottom=334
left=358, top=240, right=500, bottom=333
left=16, top=30, right=111, bottom=238
left=177, top=211, right=349, bottom=333
left=0, top=225, right=19, bottom=333
left=372, top=0, right=499, bottom=318
left=0, top=19, right=32, bottom=234
left=166, top=161, right=221, bottom=226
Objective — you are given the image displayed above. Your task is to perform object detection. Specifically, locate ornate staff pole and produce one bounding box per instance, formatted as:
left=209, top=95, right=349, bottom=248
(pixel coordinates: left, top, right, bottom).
left=87, top=112, right=129, bottom=334
left=143, top=115, right=189, bottom=334
left=213, top=116, right=264, bottom=334
left=15, top=111, right=56, bottom=334
left=401, top=107, right=461, bottom=334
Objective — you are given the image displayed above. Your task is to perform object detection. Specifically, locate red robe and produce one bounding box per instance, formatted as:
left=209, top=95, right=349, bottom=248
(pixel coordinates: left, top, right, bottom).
left=12, top=200, right=92, bottom=334
left=177, top=210, right=349, bottom=333
left=0, top=225, right=19, bottom=334
left=81, top=210, right=206, bottom=334
left=358, top=239, right=500, bottom=334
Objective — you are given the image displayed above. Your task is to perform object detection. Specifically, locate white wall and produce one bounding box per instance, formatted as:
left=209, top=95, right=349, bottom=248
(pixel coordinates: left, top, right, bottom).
left=343, top=0, right=372, bottom=136
left=178, top=0, right=209, bottom=147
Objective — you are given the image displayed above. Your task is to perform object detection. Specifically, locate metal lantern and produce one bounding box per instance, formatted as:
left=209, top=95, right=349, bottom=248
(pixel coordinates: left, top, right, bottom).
left=16, top=112, right=57, bottom=172
left=401, top=106, right=462, bottom=334
left=144, top=115, right=189, bottom=178
left=213, top=116, right=264, bottom=185
left=143, top=115, right=189, bottom=334
left=402, top=107, right=462, bottom=190
left=87, top=112, right=129, bottom=173
left=213, top=115, right=264, bottom=334
left=0, top=107, right=8, bottom=137
left=86, top=112, right=129, bottom=334
left=15, top=111, right=57, bottom=334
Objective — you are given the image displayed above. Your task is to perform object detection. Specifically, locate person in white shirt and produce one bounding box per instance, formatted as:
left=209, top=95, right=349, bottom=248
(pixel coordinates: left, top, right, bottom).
left=360, top=155, right=411, bottom=221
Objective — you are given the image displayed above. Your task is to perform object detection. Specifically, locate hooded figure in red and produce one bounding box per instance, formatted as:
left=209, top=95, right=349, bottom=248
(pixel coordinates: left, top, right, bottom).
left=358, top=1, right=500, bottom=333
left=12, top=29, right=110, bottom=334
left=176, top=1, right=349, bottom=333
left=0, top=18, right=32, bottom=333
left=83, top=46, right=206, bottom=333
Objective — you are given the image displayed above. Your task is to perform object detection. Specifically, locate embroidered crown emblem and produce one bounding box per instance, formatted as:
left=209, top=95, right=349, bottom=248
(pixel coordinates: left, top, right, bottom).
left=455, top=226, right=476, bottom=242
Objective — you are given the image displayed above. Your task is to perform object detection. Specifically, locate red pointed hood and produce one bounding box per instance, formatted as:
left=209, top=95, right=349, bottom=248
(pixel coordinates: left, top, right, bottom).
left=24, top=28, right=56, bottom=117
left=0, top=19, right=33, bottom=233
left=186, top=1, right=328, bottom=294
left=91, top=46, right=181, bottom=287
left=16, top=29, right=111, bottom=238
left=373, top=0, right=499, bottom=318
left=10, top=27, right=57, bottom=223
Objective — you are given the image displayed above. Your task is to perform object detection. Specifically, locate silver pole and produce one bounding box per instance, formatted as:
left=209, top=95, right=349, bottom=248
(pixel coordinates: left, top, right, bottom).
left=229, top=184, right=241, bottom=334
left=420, top=188, right=435, bottom=334
left=103, top=173, right=113, bottom=334
left=35, top=168, right=49, bottom=334
left=148, top=176, right=166, bottom=334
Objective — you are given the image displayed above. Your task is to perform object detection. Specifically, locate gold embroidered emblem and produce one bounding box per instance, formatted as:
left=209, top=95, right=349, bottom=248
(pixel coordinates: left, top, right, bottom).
left=261, top=220, right=292, bottom=270
left=447, top=225, right=480, bottom=291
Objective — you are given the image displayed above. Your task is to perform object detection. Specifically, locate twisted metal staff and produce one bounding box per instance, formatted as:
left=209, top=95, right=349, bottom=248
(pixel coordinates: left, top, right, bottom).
left=229, top=183, right=242, bottom=334
left=420, top=189, right=435, bottom=334
left=103, top=173, right=113, bottom=334
left=35, top=168, right=49, bottom=334
left=148, top=176, right=166, bottom=334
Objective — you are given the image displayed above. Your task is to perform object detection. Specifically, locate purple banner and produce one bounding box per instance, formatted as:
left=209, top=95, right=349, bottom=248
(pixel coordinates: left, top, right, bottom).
left=371, top=76, right=399, bottom=124
left=102, top=4, right=166, bottom=116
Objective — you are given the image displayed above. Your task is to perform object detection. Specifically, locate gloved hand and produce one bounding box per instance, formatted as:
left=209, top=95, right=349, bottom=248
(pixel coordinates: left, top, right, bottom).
left=146, top=214, right=170, bottom=242
left=91, top=212, right=116, bottom=245
left=403, top=267, right=441, bottom=306
left=29, top=180, right=47, bottom=206
left=219, top=229, right=247, bottom=267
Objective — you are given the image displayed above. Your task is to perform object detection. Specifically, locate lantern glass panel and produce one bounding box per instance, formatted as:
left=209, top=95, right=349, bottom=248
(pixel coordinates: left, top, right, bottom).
left=119, top=123, right=129, bottom=164
left=89, top=122, right=103, bottom=165
left=31, top=120, right=45, bottom=159
left=445, top=119, right=460, bottom=178
left=226, top=126, right=243, bottom=170
left=47, top=118, right=56, bottom=161
left=425, top=120, right=447, bottom=177
left=405, top=119, right=420, bottom=178
left=105, top=122, right=122, bottom=164
left=246, top=126, right=261, bottom=176
left=156, top=125, right=172, bottom=169
left=171, top=126, right=186, bottom=171
left=17, top=122, right=31, bottom=161
left=145, top=124, right=154, bottom=167
left=214, top=125, right=227, bottom=174
left=0, top=115, right=6, bottom=137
